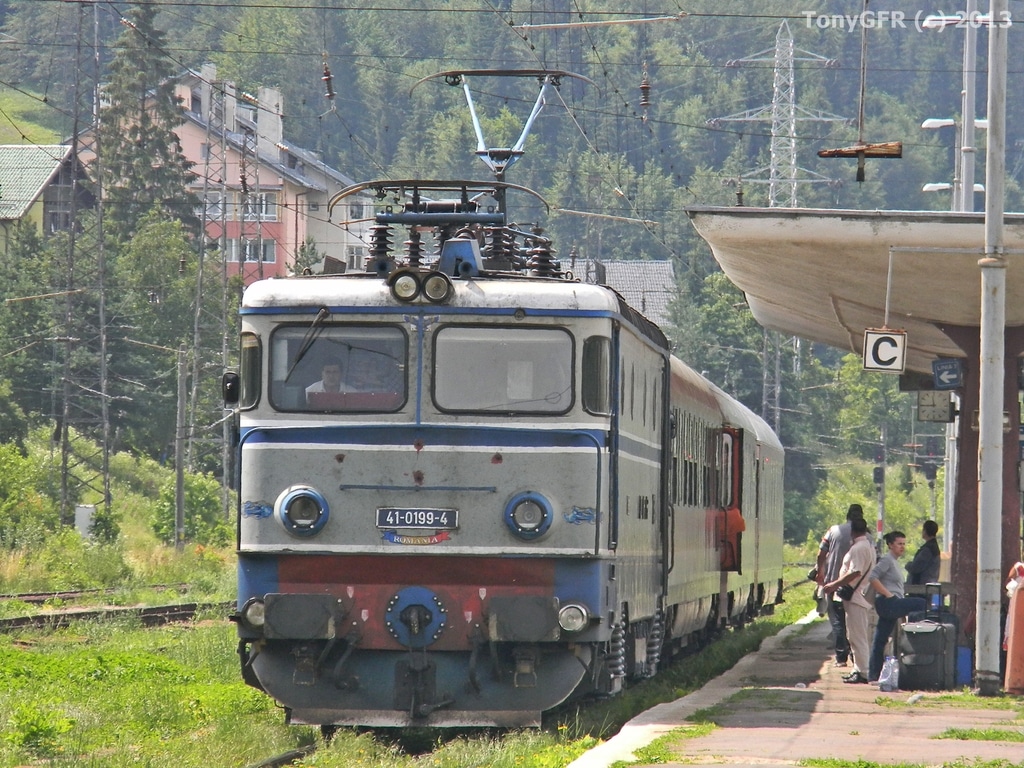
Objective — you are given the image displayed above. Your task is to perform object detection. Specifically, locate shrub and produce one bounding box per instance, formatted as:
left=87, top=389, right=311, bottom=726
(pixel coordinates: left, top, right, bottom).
left=2, top=704, right=75, bottom=758
left=0, top=443, right=60, bottom=549
left=152, top=472, right=231, bottom=546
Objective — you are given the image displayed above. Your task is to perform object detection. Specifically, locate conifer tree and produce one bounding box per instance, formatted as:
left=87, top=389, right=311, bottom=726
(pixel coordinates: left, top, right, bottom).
left=98, top=2, right=198, bottom=242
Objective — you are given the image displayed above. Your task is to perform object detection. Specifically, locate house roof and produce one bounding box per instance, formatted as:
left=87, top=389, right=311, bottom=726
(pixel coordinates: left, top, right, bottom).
left=580, top=258, right=676, bottom=327
left=180, top=110, right=356, bottom=195
left=0, top=144, right=72, bottom=219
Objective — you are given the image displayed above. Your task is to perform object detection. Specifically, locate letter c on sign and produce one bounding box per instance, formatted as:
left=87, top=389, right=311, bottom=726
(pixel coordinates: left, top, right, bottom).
left=872, top=336, right=898, bottom=366
left=863, top=329, right=907, bottom=372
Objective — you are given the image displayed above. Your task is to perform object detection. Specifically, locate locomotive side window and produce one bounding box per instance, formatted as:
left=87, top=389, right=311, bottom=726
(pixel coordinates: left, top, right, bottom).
left=581, top=336, right=611, bottom=415
left=239, top=332, right=261, bottom=409
left=434, top=326, right=572, bottom=413
left=268, top=325, right=407, bottom=412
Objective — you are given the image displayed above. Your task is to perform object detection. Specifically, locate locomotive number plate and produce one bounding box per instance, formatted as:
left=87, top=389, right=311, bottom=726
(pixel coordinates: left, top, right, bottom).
left=376, top=507, right=459, bottom=530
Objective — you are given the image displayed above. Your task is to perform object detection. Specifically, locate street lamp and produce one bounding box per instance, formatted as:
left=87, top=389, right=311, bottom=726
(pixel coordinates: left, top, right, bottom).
left=922, top=182, right=985, bottom=193
left=921, top=118, right=988, bottom=211
left=921, top=3, right=983, bottom=212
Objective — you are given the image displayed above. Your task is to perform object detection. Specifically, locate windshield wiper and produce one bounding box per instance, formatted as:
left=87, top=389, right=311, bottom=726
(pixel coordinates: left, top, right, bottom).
left=285, top=306, right=331, bottom=383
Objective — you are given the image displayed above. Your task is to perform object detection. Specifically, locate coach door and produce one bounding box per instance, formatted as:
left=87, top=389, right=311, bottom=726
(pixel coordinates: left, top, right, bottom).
left=717, top=427, right=744, bottom=573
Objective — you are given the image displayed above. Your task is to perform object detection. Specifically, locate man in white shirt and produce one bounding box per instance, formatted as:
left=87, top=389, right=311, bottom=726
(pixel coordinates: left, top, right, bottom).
left=306, top=361, right=345, bottom=401
left=825, top=516, right=876, bottom=684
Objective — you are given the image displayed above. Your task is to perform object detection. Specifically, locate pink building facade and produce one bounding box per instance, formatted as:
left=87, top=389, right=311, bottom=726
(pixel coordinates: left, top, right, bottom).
left=175, top=65, right=372, bottom=284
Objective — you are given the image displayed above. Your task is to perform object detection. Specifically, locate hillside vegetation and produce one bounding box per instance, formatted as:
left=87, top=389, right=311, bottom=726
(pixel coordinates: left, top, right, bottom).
left=0, top=1, right=976, bottom=561
left=0, top=427, right=232, bottom=604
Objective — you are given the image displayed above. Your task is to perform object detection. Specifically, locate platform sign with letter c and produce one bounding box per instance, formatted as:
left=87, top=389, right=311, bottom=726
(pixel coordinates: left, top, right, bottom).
left=863, top=329, right=907, bottom=373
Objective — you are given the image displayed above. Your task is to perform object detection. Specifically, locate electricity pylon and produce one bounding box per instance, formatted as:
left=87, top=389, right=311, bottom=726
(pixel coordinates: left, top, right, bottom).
left=709, top=20, right=846, bottom=208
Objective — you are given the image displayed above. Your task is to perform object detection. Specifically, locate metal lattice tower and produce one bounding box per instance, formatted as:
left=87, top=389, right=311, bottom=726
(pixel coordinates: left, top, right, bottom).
left=54, top=0, right=109, bottom=523
left=709, top=20, right=846, bottom=208
left=708, top=20, right=837, bottom=430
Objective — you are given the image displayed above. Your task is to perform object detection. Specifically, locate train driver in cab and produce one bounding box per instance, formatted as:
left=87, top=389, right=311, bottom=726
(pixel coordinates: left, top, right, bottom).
left=305, top=360, right=345, bottom=403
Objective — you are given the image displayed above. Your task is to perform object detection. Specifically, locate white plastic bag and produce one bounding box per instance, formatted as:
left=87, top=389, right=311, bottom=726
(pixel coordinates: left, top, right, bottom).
left=1006, top=562, right=1024, bottom=599
left=815, top=586, right=829, bottom=617
left=878, top=655, right=899, bottom=692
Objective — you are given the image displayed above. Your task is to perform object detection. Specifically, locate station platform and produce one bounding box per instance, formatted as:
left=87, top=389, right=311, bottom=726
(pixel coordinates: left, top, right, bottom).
left=569, top=611, right=1024, bottom=768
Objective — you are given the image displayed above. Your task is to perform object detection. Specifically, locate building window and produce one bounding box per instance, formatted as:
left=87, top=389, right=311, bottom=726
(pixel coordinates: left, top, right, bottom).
left=199, top=191, right=224, bottom=220
left=241, top=191, right=278, bottom=221
left=346, top=246, right=365, bottom=269
left=46, top=210, right=71, bottom=234
left=229, top=239, right=277, bottom=263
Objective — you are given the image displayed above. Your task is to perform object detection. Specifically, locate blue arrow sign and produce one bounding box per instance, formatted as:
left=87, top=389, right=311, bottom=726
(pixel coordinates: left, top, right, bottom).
left=932, top=358, right=963, bottom=390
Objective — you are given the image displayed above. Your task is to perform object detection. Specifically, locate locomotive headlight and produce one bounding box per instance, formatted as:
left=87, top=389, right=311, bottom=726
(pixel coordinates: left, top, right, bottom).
left=240, top=597, right=266, bottom=629
left=504, top=491, right=553, bottom=539
left=276, top=485, right=329, bottom=536
left=388, top=269, right=421, bottom=302
left=422, top=271, right=454, bottom=303
left=558, top=604, right=590, bottom=633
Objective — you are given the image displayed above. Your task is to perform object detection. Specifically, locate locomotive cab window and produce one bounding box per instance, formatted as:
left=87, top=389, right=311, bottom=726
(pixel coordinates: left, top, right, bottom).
left=239, top=332, right=261, bottom=409
left=581, top=336, right=611, bottom=415
left=434, top=326, right=573, bottom=413
left=268, top=325, right=407, bottom=412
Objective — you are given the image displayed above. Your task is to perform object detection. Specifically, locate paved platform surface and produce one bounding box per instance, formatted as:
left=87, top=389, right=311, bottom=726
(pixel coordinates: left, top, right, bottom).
left=568, top=613, right=1024, bottom=768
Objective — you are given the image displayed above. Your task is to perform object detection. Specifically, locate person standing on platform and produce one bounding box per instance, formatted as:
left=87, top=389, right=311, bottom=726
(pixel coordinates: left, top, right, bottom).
left=867, top=530, right=928, bottom=682
left=906, top=519, right=941, bottom=586
left=824, top=516, right=876, bottom=684
left=815, top=504, right=866, bottom=667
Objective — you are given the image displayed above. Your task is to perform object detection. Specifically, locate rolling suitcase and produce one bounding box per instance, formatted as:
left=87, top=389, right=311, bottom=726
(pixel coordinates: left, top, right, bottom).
left=898, top=619, right=957, bottom=690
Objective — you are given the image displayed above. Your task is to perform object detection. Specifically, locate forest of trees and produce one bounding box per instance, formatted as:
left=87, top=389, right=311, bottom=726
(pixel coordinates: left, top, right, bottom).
left=1, top=0, right=1008, bottom=542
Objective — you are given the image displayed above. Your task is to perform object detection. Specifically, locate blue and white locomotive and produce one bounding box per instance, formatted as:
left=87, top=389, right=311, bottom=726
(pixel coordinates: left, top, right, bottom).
left=223, top=68, right=782, bottom=729
left=223, top=177, right=784, bottom=728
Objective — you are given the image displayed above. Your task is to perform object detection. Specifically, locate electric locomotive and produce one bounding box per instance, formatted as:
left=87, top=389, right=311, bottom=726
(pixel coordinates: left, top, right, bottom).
left=223, top=178, right=784, bottom=729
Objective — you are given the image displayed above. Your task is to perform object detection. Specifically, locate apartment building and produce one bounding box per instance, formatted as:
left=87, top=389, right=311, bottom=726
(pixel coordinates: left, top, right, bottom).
left=176, top=64, right=373, bottom=283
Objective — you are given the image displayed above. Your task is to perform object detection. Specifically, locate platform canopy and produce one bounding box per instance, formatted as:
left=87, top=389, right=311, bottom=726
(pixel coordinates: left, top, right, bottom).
left=685, top=207, right=1024, bottom=374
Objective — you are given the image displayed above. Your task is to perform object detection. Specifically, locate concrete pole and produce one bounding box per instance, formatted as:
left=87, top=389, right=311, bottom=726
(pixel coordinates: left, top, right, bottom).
left=175, top=343, right=187, bottom=553
left=959, top=0, right=978, bottom=212
left=975, top=0, right=1008, bottom=695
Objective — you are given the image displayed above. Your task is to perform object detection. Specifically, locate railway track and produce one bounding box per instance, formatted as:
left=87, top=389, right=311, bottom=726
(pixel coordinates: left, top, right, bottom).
left=0, top=584, right=190, bottom=605
left=0, top=601, right=231, bottom=632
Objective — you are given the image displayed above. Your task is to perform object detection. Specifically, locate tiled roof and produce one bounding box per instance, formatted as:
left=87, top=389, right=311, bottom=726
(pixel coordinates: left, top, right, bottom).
left=0, top=144, right=71, bottom=219
left=580, top=258, right=676, bottom=327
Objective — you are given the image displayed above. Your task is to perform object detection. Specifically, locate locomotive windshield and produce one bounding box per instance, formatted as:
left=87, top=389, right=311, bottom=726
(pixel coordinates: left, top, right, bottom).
left=268, top=324, right=407, bottom=411
left=433, top=326, right=572, bottom=414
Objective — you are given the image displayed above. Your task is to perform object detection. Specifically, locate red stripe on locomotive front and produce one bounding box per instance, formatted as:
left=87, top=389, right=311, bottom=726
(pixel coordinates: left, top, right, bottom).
left=276, top=555, right=556, bottom=649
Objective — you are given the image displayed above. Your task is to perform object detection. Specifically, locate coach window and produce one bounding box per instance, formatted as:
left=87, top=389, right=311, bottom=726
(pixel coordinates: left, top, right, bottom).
left=581, top=336, right=611, bottom=414
left=434, top=326, right=572, bottom=413
left=719, top=432, right=734, bottom=508
left=239, top=332, right=260, bottom=409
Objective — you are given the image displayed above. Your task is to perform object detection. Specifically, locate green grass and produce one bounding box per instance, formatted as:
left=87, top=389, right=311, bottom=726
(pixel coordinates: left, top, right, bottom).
left=876, top=690, right=1024, bottom=711
left=802, top=761, right=1024, bottom=768
left=608, top=723, right=716, bottom=768
left=801, top=760, right=926, bottom=768
left=0, top=87, right=63, bottom=144
left=938, top=728, right=1024, bottom=742
left=0, top=621, right=309, bottom=766
left=0, top=582, right=815, bottom=767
